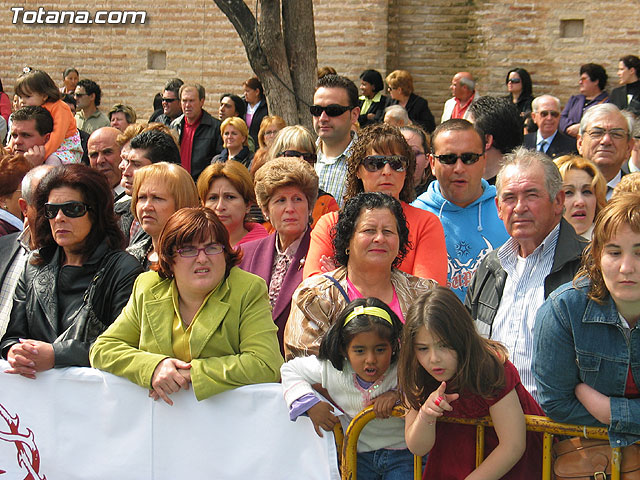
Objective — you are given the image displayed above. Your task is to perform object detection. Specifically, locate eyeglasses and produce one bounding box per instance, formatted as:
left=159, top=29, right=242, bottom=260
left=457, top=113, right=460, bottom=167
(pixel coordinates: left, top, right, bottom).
left=507, top=78, right=521, bottom=84
left=44, top=201, right=91, bottom=219
left=309, top=104, right=352, bottom=117
left=586, top=128, right=629, bottom=141
left=433, top=153, right=483, bottom=165
left=536, top=110, right=560, bottom=118
left=277, top=150, right=317, bottom=163
left=176, top=244, right=224, bottom=257
left=161, top=98, right=177, bottom=103
left=362, top=155, right=407, bottom=172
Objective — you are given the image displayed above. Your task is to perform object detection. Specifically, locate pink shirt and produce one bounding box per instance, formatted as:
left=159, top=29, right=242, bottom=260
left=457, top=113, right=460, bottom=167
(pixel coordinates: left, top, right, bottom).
left=346, top=277, right=404, bottom=323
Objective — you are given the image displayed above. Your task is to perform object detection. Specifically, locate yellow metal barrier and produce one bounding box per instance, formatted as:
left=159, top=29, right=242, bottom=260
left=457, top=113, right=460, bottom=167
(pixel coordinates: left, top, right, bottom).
left=341, top=406, right=624, bottom=480
left=341, top=406, right=421, bottom=480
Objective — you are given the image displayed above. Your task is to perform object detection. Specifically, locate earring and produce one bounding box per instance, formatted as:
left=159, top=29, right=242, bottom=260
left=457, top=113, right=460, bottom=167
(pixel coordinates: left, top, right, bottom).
left=345, top=248, right=350, bottom=255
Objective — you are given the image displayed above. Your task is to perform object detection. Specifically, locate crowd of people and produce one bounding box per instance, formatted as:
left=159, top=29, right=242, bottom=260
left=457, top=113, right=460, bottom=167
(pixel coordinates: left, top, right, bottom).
left=1, top=57, right=640, bottom=479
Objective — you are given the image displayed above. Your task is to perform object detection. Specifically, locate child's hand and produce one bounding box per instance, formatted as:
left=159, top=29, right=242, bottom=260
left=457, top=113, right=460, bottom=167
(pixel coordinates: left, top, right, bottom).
left=421, top=381, right=459, bottom=419
left=319, top=255, right=336, bottom=273
left=307, top=401, right=339, bottom=437
left=371, top=390, right=399, bottom=419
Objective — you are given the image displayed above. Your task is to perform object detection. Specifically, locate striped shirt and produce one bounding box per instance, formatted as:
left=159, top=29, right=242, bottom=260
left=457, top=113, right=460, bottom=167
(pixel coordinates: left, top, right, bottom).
left=314, top=133, right=356, bottom=208
left=491, top=223, right=560, bottom=401
left=0, top=229, right=30, bottom=337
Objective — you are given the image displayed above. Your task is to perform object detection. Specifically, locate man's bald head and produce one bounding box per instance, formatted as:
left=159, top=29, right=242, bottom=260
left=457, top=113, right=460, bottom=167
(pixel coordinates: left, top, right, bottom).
left=450, top=72, right=475, bottom=102
left=88, top=127, right=123, bottom=188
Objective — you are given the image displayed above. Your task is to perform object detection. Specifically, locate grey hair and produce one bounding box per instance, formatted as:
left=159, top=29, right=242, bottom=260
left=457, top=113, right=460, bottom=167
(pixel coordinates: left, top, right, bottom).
left=384, top=105, right=410, bottom=124
left=21, top=165, right=53, bottom=205
left=532, top=95, right=560, bottom=112
left=496, top=146, right=563, bottom=201
left=459, top=76, right=475, bottom=90
left=579, top=103, right=634, bottom=137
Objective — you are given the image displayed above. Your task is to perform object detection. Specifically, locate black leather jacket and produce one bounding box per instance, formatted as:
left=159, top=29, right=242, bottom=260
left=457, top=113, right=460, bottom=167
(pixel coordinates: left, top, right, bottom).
left=1, top=241, right=143, bottom=367
left=171, top=109, right=223, bottom=180
left=464, top=218, right=587, bottom=337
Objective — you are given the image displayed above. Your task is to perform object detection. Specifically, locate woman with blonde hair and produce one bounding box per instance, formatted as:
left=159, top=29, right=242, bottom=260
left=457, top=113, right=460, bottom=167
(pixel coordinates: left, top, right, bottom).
left=212, top=117, right=253, bottom=168
left=127, top=162, right=200, bottom=270
left=197, top=160, right=268, bottom=247
left=554, top=154, right=607, bottom=239
left=385, top=70, right=435, bottom=133
left=261, top=125, right=338, bottom=229
left=251, top=115, right=286, bottom=174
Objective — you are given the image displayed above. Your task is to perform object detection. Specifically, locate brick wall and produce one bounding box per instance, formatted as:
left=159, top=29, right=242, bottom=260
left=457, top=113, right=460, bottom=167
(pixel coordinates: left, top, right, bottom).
left=0, top=1, right=638, bottom=125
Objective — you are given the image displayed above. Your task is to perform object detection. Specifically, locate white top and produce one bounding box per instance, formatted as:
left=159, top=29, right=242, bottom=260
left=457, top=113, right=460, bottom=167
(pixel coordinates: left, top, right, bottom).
left=281, top=356, right=406, bottom=452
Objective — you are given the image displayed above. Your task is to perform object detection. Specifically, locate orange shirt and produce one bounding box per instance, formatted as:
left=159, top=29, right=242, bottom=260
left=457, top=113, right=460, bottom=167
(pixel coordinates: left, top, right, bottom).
left=43, top=99, right=78, bottom=158
left=302, top=201, right=447, bottom=285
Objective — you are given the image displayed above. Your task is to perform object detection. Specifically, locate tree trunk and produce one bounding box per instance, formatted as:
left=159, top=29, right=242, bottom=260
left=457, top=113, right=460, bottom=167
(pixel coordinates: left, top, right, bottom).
left=212, top=0, right=317, bottom=130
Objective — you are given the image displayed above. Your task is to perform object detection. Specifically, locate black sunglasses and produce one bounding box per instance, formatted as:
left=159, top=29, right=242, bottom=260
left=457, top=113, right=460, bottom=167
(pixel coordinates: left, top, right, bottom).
left=44, top=201, right=91, bottom=219
left=277, top=150, right=317, bottom=163
left=507, top=78, right=521, bottom=84
left=309, top=104, right=352, bottom=117
left=362, top=155, right=407, bottom=172
left=161, top=98, right=177, bottom=103
left=433, top=153, right=483, bottom=165
left=538, top=110, right=560, bottom=118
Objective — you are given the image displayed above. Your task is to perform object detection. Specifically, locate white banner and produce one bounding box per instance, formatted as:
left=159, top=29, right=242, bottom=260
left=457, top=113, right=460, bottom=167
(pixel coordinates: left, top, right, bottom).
left=0, top=361, right=339, bottom=480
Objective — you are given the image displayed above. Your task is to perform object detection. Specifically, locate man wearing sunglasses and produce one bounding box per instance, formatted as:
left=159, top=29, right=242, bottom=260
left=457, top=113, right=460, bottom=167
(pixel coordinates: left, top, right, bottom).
left=523, top=95, right=576, bottom=159
left=153, top=78, right=184, bottom=127
left=412, top=119, right=508, bottom=301
left=311, top=74, right=360, bottom=207
left=74, top=79, right=109, bottom=135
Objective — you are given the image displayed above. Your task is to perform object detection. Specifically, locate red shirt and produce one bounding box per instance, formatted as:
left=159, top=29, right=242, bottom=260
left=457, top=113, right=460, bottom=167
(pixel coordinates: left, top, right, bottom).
left=452, top=93, right=475, bottom=119
left=180, top=113, right=203, bottom=174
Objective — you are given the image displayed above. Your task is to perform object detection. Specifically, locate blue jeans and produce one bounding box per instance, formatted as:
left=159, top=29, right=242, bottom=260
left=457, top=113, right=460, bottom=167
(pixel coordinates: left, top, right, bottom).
left=356, top=448, right=425, bottom=480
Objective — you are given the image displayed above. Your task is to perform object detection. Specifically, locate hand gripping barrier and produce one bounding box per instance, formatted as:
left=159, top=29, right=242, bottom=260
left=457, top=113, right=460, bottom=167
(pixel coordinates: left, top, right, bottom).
left=339, top=406, right=627, bottom=480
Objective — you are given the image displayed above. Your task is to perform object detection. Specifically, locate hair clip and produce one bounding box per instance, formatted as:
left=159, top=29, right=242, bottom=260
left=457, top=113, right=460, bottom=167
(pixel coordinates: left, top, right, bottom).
left=22, top=66, right=32, bottom=74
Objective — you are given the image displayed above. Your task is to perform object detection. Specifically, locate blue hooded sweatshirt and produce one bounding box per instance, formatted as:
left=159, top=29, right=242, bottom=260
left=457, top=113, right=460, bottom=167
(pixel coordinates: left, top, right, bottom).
left=412, top=179, right=509, bottom=300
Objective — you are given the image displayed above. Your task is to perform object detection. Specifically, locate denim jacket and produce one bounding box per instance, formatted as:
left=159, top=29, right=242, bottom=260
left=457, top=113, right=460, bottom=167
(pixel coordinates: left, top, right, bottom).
left=533, top=279, right=640, bottom=447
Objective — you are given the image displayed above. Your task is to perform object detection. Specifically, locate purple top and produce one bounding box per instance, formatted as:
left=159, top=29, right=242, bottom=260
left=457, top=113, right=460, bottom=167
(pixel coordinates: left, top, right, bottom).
left=559, top=91, right=609, bottom=133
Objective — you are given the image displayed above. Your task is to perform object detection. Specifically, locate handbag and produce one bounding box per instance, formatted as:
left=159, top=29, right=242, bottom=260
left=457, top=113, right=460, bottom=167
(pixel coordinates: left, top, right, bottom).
left=553, top=437, right=640, bottom=480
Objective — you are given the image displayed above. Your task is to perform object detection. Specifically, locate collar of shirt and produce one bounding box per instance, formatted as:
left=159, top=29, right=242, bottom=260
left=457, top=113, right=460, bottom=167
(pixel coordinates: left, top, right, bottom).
left=246, top=100, right=261, bottom=115
left=607, top=170, right=623, bottom=191
left=113, top=184, right=126, bottom=202
left=498, top=222, right=560, bottom=276
left=316, top=131, right=357, bottom=166
left=0, top=208, right=23, bottom=231
left=17, top=225, right=32, bottom=252
left=275, top=227, right=307, bottom=259
left=536, top=129, right=557, bottom=147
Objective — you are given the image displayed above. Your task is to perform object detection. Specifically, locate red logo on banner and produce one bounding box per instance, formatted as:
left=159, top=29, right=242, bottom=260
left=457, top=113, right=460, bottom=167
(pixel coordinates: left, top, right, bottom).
left=0, top=403, right=46, bottom=479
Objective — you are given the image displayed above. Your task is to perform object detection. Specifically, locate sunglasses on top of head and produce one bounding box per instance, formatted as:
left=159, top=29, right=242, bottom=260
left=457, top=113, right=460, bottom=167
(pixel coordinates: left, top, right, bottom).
left=433, top=153, right=483, bottom=165
left=362, top=155, right=407, bottom=172
left=44, top=201, right=91, bottom=219
left=277, top=150, right=317, bottom=163
left=309, top=104, right=352, bottom=117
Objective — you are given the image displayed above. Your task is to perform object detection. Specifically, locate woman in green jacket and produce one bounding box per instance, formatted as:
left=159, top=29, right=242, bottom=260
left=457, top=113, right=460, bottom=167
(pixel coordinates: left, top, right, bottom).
left=90, top=207, right=283, bottom=404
